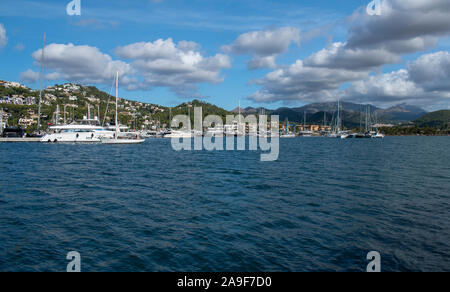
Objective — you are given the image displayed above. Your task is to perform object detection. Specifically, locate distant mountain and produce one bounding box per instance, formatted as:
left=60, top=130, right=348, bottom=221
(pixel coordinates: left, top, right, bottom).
left=0, top=79, right=434, bottom=131
left=293, top=101, right=379, bottom=114
left=232, top=106, right=270, bottom=114
left=378, top=104, right=427, bottom=122
left=415, top=110, right=450, bottom=127
left=266, top=101, right=426, bottom=124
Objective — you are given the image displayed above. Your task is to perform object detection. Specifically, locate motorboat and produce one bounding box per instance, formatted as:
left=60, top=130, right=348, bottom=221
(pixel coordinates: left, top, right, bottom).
left=41, top=118, right=115, bottom=143
left=280, top=132, right=296, bottom=138
left=164, top=130, right=193, bottom=139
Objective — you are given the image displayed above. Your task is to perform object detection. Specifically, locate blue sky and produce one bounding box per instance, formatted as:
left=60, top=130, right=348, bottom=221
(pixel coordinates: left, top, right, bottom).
left=1, top=0, right=450, bottom=110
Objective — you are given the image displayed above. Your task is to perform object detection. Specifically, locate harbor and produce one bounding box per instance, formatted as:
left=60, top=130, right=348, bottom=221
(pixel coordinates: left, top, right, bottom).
left=1, top=0, right=450, bottom=274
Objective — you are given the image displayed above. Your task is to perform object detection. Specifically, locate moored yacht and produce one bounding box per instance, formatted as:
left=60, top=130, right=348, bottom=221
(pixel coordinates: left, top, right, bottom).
left=164, top=130, right=193, bottom=138
left=372, top=132, right=385, bottom=139
left=40, top=117, right=115, bottom=143
left=280, top=132, right=296, bottom=138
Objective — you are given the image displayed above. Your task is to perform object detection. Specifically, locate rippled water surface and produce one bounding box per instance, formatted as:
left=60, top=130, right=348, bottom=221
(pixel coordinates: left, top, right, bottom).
left=0, top=137, right=449, bottom=271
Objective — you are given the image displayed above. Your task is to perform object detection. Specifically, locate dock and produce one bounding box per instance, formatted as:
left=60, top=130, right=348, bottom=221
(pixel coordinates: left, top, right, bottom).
left=0, top=138, right=41, bottom=143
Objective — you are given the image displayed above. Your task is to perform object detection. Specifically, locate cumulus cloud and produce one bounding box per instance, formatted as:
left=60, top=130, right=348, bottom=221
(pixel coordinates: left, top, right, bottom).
left=20, top=38, right=231, bottom=98
left=116, top=38, right=231, bottom=96
left=21, top=43, right=133, bottom=85
left=343, top=70, right=422, bottom=105
left=20, top=69, right=40, bottom=83
left=250, top=0, right=450, bottom=108
left=342, top=52, right=450, bottom=108
left=408, top=51, right=450, bottom=92
left=222, top=27, right=300, bottom=69
left=347, top=0, right=450, bottom=52
left=0, top=23, right=7, bottom=48
left=304, top=42, right=400, bottom=71
left=249, top=60, right=368, bottom=103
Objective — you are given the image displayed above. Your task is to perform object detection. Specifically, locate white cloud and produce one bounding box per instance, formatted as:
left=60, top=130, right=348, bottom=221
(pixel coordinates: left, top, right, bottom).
left=0, top=23, right=7, bottom=48
left=247, top=55, right=277, bottom=70
left=20, top=69, right=40, bottom=83
left=20, top=38, right=231, bottom=98
left=408, top=51, right=450, bottom=92
left=343, top=70, right=422, bottom=105
left=22, top=43, right=133, bottom=85
left=347, top=0, right=450, bottom=52
left=249, top=60, right=368, bottom=103
left=249, top=0, right=450, bottom=108
left=116, top=38, right=231, bottom=96
left=304, top=42, right=400, bottom=71
left=222, top=27, right=300, bottom=69
left=342, top=52, right=450, bottom=108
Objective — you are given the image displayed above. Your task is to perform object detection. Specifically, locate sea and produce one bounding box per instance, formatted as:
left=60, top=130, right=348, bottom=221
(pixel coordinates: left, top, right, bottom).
left=0, top=137, right=449, bottom=272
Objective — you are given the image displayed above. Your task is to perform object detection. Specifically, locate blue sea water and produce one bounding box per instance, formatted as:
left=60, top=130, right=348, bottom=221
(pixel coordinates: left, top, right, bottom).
left=0, top=137, right=449, bottom=272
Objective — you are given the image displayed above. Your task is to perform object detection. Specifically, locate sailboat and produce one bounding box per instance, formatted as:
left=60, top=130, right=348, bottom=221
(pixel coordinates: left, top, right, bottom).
left=280, top=118, right=296, bottom=138
left=101, top=72, right=145, bottom=145
left=31, top=33, right=46, bottom=138
left=236, top=99, right=245, bottom=136
left=326, top=99, right=348, bottom=138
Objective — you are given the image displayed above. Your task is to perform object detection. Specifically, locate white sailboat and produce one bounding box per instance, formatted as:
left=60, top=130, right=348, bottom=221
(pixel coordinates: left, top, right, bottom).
left=327, top=99, right=349, bottom=139
left=101, top=72, right=145, bottom=145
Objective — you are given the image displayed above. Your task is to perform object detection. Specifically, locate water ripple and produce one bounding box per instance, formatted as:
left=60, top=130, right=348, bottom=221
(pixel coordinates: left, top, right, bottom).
left=0, top=137, right=449, bottom=271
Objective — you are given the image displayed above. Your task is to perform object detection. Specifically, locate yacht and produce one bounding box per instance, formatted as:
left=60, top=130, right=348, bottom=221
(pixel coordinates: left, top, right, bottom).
left=280, top=132, right=296, bottom=138
left=164, top=130, right=193, bottom=138
left=338, top=132, right=350, bottom=139
left=224, top=122, right=245, bottom=136
left=40, top=117, right=115, bottom=143
left=205, top=126, right=224, bottom=137
left=299, top=130, right=314, bottom=137
left=372, top=132, right=385, bottom=139
left=326, top=132, right=339, bottom=138
left=258, top=130, right=277, bottom=138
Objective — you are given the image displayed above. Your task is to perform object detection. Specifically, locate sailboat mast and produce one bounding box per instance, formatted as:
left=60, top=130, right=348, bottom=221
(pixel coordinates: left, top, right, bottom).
left=37, top=33, right=46, bottom=132
left=238, top=99, right=241, bottom=124
left=238, top=99, right=242, bottom=135
left=304, top=111, right=306, bottom=128
left=169, top=107, right=172, bottom=130
left=337, top=99, right=341, bottom=132
left=360, top=105, right=363, bottom=133
left=115, top=72, right=119, bottom=137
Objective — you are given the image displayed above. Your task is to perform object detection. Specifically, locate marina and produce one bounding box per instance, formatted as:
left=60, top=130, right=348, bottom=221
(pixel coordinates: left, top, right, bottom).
left=1, top=0, right=450, bottom=274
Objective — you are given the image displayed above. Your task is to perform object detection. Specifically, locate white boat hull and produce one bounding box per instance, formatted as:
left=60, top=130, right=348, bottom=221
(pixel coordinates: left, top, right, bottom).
left=41, top=132, right=108, bottom=143
left=280, top=134, right=296, bottom=138
left=101, top=138, right=145, bottom=144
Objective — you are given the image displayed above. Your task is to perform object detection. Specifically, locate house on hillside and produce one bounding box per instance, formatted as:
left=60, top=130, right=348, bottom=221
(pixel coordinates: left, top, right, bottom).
left=19, top=118, right=36, bottom=127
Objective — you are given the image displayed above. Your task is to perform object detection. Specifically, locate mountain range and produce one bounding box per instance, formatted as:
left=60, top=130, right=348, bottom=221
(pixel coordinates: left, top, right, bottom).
left=233, top=102, right=427, bottom=126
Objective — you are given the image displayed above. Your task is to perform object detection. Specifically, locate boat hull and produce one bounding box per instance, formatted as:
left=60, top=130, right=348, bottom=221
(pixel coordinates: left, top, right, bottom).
left=101, top=139, right=145, bottom=145
left=41, top=132, right=102, bottom=143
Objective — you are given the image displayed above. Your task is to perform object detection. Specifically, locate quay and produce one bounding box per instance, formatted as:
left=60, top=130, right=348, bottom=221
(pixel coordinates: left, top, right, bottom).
left=0, top=138, right=41, bottom=143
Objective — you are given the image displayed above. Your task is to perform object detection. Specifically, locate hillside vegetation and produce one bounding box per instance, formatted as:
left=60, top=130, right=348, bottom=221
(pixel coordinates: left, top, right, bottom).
left=415, top=110, right=450, bottom=128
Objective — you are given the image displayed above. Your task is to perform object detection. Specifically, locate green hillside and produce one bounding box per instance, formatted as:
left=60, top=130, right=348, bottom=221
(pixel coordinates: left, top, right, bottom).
left=415, top=110, right=450, bottom=128
left=0, top=82, right=235, bottom=133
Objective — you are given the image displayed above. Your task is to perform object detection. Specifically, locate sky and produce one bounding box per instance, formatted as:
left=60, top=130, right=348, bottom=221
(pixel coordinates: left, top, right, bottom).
left=0, top=0, right=450, bottom=111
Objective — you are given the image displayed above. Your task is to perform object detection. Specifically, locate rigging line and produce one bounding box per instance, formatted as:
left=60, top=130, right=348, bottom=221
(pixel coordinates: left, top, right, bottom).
left=102, top=77, right=116, bottom=127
